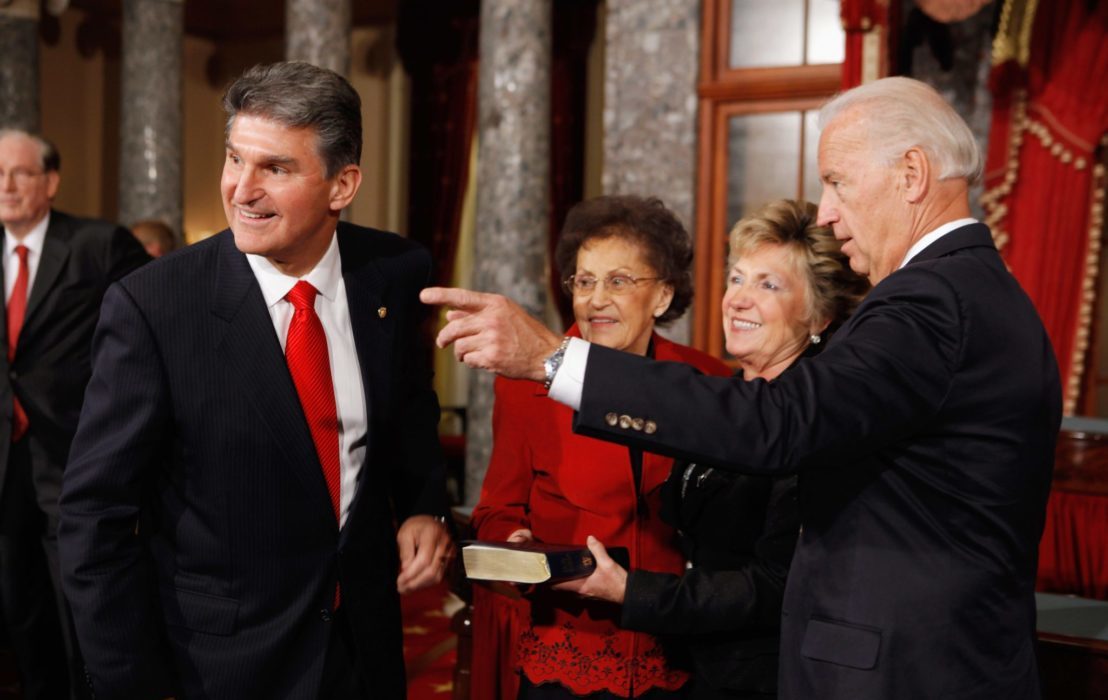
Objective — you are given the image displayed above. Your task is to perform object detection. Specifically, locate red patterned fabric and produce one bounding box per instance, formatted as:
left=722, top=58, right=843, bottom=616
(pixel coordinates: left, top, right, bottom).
left=983, top=1, right=1108, bottom=412
left=7, top=245, right=29, bottom=441
left=1037, top=490, right=1108, bottom=600
left=471, top=327, right=730, bottom=697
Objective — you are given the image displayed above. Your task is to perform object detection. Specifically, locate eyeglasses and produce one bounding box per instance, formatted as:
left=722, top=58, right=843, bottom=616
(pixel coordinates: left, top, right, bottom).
left=563, top=273, right=661, bottom=296
left=0, top=168, right=46, bottom=186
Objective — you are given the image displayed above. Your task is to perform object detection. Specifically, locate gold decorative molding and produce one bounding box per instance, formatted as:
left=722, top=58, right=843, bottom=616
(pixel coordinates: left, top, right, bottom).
left=993, top=0, right=1039, bottom=67
left=861, top=27, right=882, bottom=84
left=1071, top=161, right=1108, bottom=415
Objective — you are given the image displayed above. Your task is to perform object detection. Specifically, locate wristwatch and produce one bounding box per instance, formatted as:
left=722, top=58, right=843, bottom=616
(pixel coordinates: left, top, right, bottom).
left=543, top=337, right=572, bottom=390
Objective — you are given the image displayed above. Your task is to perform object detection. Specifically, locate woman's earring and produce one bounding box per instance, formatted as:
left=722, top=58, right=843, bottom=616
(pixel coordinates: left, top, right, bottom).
left=809, top=334, right=822, bottom=345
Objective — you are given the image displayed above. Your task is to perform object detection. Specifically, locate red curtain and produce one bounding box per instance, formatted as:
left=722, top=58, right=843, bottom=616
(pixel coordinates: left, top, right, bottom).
left=397, top=0, right=480, bottom=290
left=982, top=0, right=1108, bottom=415
left=1037, top=490, right=1108, bottom=600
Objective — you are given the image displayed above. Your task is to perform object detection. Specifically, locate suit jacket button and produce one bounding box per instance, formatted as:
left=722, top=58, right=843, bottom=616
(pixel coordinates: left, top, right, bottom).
left=320, top=608, right=332, bottom=622
left=618, top=414, right=632, bottom=429
left=644, top=420, right=657, bottom=435
left=631, top=417, right=644, bottom=431
left=605, top=412, right=619, bottom=426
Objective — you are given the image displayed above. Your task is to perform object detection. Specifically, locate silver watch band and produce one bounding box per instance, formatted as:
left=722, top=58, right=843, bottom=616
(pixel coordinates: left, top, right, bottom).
left=543, top=336, right=572, bottom=390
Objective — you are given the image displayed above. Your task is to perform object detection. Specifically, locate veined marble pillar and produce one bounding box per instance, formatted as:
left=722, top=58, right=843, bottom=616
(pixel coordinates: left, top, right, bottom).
left=0, top=0, right=40, bottom=131
left=119, top=0, right=183, bottom=244
left=286, top=0, right=352, bottom=76
left=603, top=0, right=700, bottom=343
left=466, top=0, right=552, bottom=504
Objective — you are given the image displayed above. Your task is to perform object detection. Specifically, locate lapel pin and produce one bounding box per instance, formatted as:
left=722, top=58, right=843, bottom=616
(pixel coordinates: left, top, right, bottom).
left=377, top=307, right=388, bottom=319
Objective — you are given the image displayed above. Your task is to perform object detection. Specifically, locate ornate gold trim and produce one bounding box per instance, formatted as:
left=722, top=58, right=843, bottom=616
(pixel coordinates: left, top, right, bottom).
left=979, top=89, right=1107, bottom=414
left=1067, top=161, right=1106, bottom=415
left=992, top=0, right=1039, bottom=68
left=861, top=27, right=883, bottom=84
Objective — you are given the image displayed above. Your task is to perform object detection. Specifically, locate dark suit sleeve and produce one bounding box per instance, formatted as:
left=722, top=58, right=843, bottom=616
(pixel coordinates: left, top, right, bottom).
left=387, top=247, right=448, bottom=520
left=621, top=474, right=797, bottom=634
left=575, top=268, right=962, bottom=474
left=58, top=283, right=178, bottom=698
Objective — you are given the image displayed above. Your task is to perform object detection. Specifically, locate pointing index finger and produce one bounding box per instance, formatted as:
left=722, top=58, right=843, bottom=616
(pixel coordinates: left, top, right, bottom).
left=420, top=287, right=489, bottom=311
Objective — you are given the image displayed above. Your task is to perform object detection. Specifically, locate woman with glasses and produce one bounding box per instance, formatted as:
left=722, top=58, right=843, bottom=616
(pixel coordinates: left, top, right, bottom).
left=560, top=199, right=871, bottom=699
left=470, top=195, right=730, bottom=699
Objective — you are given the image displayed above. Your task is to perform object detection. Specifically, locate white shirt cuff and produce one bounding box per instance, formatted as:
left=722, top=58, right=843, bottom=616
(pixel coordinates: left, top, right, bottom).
left=547, top=337, right=589, bottom=410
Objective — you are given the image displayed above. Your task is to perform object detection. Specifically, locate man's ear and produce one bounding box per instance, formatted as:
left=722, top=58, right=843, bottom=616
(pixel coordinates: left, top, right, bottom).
left=902, top=147, right=930, bottom=204
left=45, top=171, right=61, bottom=201
left=329, top=165, right=362, bottom=211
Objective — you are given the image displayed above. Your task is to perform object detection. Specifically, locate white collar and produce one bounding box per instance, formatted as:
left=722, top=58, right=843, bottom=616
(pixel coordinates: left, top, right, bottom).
left=4, top=211, right=50, bottom=258
left=897, top=218, right=978, bottom=269
left=246, top=231, right=342, bottom=308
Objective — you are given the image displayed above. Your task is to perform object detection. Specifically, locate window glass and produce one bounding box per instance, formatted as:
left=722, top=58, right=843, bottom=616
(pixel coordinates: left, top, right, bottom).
left=726, top=112, right=802, bottom=228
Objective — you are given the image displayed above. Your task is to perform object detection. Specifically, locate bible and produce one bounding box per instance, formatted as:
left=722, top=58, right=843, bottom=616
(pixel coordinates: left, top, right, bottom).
left=461, top=540, right=630, bottom=584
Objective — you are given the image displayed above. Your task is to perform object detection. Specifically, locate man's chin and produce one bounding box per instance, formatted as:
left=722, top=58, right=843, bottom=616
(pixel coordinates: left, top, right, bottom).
left=229, top=228, right=269, bottom=257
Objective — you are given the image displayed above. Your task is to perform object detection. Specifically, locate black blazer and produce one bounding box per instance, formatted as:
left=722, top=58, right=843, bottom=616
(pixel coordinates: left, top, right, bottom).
left=573, top=224, right=1061, bottom=699
left=0, top=210, right=148, bottom=526
left=623, top=465, right=797, bottom=698
left=58, top=224, right=447, bottom=699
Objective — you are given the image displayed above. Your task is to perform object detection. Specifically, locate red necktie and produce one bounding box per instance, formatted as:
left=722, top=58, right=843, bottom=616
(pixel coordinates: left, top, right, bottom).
left=284, top=281, right=342, bottom=607
left=284, top=281, right=342, bottom=520
left=7, top=245, right=29, bottom=442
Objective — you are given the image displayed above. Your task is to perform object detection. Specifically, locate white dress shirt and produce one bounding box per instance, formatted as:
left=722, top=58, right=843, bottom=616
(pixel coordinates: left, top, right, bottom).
left=550, top=218, right=982, bottom=411
left=4, top=212, right=49, bottom=302
left=246, top=233, right=367, bottom=528
left=897, top=218, right=977, bottom=270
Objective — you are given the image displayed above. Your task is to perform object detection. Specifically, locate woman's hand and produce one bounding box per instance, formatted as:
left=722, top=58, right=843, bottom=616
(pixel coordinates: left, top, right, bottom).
left=507, top=528, right=533, bottom=543
left=553, top=536, right=628, bottom=604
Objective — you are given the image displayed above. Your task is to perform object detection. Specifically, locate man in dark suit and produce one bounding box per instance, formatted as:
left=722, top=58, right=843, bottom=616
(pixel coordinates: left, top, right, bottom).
left=58, top=62, right=453, bottom=699
left=0, top=129, right=150, bottom=699
left=424, top=77, right=1061, bottom=699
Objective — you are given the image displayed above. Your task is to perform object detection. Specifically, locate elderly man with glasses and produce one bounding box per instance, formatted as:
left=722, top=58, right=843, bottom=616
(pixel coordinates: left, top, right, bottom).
left=0, top=129, right=149, bottom=699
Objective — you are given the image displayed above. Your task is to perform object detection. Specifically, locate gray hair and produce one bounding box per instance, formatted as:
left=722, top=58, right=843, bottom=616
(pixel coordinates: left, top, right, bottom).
left=222, top=61, right=362, bottom=178
left=819, top=77, right=982, bottom=185
left=0, top=129, right=61, bottom=173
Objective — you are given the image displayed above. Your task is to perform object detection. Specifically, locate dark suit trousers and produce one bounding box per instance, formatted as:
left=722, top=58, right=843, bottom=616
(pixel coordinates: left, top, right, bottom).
left=0, top=438, right=69, bottom=700
left=319, top=606, right=373, bottom=700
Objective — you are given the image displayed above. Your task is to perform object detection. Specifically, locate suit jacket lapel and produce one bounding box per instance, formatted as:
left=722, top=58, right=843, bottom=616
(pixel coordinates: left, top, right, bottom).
left=337, top=228, right=393, bottom=529
left=23, top=215, right=70, bottom=332
left=210, top=232, right=335, bottom=519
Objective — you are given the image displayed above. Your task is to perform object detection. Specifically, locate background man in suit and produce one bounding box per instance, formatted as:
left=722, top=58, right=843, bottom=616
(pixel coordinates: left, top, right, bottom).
left=424, top=77, right=1061, bottom=699
left=0, top=129, right=149, bottom=699
left=59, top=62, right=452, bottom=699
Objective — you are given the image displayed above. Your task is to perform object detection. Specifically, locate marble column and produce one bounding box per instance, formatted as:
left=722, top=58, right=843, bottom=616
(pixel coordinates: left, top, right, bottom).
left=0, top=0, right=40, bottom=131
left=286, top=0, right=352, bottom=76
left=119, top=0, right=183, bottom=243
left=603, top=0, right=700, bottom=343
left=466, top=0, right=552, bottom=504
